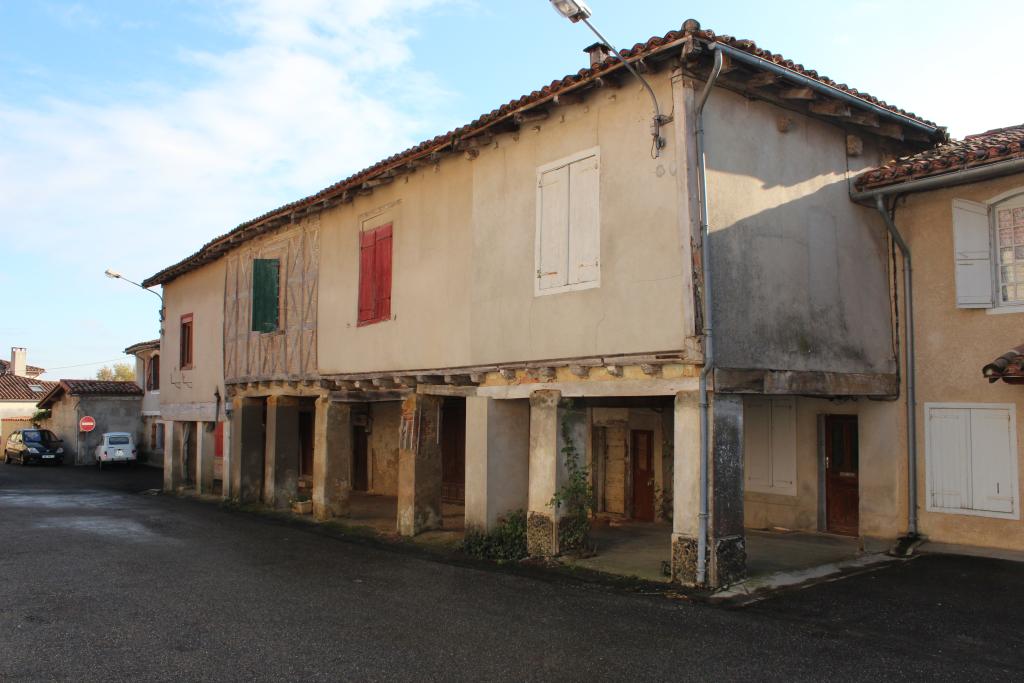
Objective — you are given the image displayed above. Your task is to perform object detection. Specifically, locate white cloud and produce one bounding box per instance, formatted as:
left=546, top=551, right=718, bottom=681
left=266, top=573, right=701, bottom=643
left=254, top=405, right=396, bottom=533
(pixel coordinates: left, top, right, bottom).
left=0, top=0, right=454, bottom=277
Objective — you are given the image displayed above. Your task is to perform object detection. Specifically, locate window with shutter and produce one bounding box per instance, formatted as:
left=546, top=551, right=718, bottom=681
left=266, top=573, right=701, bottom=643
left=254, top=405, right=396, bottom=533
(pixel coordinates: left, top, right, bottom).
left=535, top=147, right=600, bottom=295
left=743, top=397, right=797, bottom=496
left=251, top=258, right=281, bottom=332
left=926, top=403, right=1019, bottom=519
left=180, top=314, right=194, bottom=369
left=357, top=223, right=394, bottom=326
left=994, top=196, right=1024, bottom=306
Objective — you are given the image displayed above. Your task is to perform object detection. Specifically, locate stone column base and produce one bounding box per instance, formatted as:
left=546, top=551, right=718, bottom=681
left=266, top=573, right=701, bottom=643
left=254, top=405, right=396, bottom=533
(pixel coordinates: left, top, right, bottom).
left=671, top=533, right=747, bottom=588
left=527, top=511, right=557, bottom=557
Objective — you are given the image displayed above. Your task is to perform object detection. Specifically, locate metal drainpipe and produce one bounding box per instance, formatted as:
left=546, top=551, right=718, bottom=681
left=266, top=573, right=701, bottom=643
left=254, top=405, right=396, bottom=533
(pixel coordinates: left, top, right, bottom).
left=695, top=47, right=724, bottom=586
left=874, top=195, right=918, bottom=537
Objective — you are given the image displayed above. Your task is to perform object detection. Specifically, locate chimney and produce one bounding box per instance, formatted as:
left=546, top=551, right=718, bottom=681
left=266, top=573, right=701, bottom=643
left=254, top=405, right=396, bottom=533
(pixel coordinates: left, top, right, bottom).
left=583, top=42, right=614, bottom=69
left=10, top=347, right=27, bottom=377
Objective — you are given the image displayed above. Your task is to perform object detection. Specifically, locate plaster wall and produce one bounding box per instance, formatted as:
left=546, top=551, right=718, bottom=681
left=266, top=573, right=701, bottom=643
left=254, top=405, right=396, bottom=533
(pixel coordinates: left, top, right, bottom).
left=704, top=86, right=898, bottom=376
left=160, top=260, right=226, bottom=422
left=318, top=74, right=688, bottom=374
left=43, top=395, right=142, bottom=465
left=0, top=402, right=39, bottom=420
left=368, top=401, right=401, bottom=496
left=888, top=174, right=1024, bottom=550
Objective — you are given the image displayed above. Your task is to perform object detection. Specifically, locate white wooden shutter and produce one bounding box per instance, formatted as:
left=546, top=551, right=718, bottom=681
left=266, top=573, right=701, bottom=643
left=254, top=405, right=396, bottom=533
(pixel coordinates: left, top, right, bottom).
left=537, top=166, right=569, bottom=291
left=969, top=408, right=1015, bottom=514
left=927, top=407, right=972, bottom=510
left=567, top=155, right=600, bottom=285
left=744, top=398, right=772, bottom=493
left=952, top=199, right=994, bottom=308
left=769, top=398, right=797, bottom=494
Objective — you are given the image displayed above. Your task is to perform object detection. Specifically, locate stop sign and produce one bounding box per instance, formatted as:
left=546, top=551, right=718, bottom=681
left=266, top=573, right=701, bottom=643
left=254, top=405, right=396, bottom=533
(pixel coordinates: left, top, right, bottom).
left=79, top=416, right=96, bottom=432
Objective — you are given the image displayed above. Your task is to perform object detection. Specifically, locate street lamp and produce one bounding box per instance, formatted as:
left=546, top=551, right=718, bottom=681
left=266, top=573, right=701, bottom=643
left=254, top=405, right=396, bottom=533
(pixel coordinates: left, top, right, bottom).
left=105, top=268, right=165, bottom=323
left=548, top=0, right=668, bottom=157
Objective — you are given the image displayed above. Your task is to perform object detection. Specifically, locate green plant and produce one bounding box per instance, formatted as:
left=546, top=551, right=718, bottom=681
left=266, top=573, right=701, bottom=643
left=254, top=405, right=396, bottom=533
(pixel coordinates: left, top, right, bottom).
left=550, top=406, right=594, bottom=555
left=461, top=509, right=528, bottom=562
left=289, top=493, right=311, bottom=504
left=30, top=409, right=51, bottom=425
left=653, top=485, right=673, bottom=522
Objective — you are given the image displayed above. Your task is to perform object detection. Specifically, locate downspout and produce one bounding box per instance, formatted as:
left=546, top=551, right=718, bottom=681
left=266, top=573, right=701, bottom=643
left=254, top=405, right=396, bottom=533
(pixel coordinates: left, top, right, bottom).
left=873, top=195, right=918, bottom=539
left=695, top=47, right=724, bottom=586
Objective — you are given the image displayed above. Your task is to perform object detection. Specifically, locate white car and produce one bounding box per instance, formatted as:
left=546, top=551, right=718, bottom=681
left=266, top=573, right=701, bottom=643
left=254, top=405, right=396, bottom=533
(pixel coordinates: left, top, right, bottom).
left=94, top=432, right=138, bottom=469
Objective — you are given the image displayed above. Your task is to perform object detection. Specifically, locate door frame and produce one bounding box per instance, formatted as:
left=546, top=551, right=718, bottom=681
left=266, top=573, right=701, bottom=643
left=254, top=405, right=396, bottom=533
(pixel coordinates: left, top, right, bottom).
left=818, top=413, right=860, bottom=536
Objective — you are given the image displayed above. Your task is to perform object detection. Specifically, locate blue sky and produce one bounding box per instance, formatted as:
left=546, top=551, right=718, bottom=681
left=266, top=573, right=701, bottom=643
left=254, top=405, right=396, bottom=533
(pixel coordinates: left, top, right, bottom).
left=1, top=0, right=1020, bottom=379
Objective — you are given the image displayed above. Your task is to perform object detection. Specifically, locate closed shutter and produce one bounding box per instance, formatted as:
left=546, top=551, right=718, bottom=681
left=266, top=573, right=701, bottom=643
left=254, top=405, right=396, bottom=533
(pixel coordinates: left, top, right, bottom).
left=744, top=398, right=772, bottom=492
left=952, top=199, right=994, bottom=308
left=251, top=258, right=280, bottom=332
left=568, top=155, right=600, bottom=285
left=537, top=165, right=569, bottom=290
left=374, top=223, right=393, bottom=322
left=969, top=408, right=1015, bottom=514
left=927, top=408, right=972, bottom=510
left=214, top=421, right=224, bottom=458
left=769, top=398, right=797, bottom=493
left=358, top=230, right=376, bottom=323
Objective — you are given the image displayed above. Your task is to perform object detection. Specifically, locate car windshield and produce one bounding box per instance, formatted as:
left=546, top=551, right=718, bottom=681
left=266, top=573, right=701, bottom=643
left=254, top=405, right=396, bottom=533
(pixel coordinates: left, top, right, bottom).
left=108, top=435, right=130, bottom=445
left=23, top=430, right=60, bottom=444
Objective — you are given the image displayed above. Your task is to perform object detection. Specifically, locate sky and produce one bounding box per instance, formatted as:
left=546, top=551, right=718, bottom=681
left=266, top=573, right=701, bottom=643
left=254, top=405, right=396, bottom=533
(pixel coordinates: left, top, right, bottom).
left=1, top=0, right=1020, bottom=379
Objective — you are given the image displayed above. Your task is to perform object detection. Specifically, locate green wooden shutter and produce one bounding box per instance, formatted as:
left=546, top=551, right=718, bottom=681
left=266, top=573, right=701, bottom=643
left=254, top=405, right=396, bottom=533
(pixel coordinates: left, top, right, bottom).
left=251, top=258, right=280, bottom=332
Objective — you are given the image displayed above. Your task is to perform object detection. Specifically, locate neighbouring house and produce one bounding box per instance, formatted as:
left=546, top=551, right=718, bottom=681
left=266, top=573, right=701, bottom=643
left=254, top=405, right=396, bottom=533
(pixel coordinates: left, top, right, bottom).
left=850, top=124, right=1024, bottom=553
left=124, top=339, right=165, bottom=468
left=36, top=380, right=144, bottom=465
left=142, top=19, right=948, bottom=587
left=0, top=348, right=57, bottom=436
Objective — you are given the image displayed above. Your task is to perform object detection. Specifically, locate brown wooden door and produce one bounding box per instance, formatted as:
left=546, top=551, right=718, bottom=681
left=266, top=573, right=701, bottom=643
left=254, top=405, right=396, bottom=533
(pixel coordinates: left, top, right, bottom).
left=631, top=430, right=655, bottom=522
left=353, top=426, right=369, bottom=492
left=825, top=415, right=859, bottom=536
left=441, top=400, right=465, bottom=503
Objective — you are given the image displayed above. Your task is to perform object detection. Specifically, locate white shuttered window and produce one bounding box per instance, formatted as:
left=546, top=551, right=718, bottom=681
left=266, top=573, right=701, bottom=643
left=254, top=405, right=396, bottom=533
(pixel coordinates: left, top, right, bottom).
left=536, top=148, right=600, bottom=295
left=925, top=403, right=1019, bottom=519
left=744, top=397, right=797, bottom=496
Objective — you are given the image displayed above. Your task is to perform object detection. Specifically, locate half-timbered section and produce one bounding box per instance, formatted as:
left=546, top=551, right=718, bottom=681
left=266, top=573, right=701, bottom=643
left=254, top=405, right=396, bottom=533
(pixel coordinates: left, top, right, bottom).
left=145, top=20, right=944, bottom=588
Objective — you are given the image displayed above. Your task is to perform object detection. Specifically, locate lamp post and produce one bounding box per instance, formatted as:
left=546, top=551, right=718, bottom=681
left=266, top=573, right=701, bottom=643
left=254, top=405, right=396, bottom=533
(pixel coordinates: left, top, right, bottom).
left=548, top=0, right=668, bottom=157
left=105, top=268, right=165, bottom=324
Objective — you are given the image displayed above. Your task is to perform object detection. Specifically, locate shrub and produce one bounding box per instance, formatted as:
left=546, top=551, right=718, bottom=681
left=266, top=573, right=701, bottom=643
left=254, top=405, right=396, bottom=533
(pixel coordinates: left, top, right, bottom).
left=462, top=509, right=528, bottom=562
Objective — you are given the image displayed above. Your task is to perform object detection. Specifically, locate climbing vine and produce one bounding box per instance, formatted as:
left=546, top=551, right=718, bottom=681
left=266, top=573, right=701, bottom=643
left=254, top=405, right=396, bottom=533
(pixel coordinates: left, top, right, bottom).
left=550, top=403, right=595, bottom=555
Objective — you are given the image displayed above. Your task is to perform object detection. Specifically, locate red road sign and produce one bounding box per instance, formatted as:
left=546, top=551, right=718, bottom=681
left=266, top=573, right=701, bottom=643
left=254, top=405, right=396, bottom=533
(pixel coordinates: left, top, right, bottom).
left=79, top=416, right=96, bottom=432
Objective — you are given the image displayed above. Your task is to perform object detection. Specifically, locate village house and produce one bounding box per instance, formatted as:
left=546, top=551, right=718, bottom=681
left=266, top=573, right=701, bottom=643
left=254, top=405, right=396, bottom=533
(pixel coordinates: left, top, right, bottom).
left=0, top=347, right=56, bottom=443
left=36, top=380, right=143, bottom=465
left=125, top=339, right=166, bottom=468
left=143, top=20, right=947, bottom=587
left=851, top=124, right=1024, bottom=554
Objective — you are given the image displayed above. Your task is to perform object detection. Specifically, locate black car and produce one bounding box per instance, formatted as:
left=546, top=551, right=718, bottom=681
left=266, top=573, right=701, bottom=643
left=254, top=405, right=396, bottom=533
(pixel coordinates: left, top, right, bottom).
left=4, top=429, right=64, bottom=465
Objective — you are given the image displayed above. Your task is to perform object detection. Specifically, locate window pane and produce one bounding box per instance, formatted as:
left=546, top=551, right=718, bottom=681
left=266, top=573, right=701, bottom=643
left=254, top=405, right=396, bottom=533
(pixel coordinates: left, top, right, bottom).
left=1001, top=247, right=1015, bottom=264
left=1000, top=227, right=1013, bottom=246
left=998, top=208, right=1013, bottom=227
left=1015, top=207, right=1024, bottom=225
left=1016, top=246, right=1024, bottom=261
left=1002, top=265, right=1016, bottom=283
left=1016, top=226, right=1024, bottom=244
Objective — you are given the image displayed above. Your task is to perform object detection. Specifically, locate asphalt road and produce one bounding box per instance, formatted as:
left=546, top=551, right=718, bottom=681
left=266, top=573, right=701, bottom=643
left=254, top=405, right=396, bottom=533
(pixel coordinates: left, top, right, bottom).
left=2, top=464, right=1023, bottom=681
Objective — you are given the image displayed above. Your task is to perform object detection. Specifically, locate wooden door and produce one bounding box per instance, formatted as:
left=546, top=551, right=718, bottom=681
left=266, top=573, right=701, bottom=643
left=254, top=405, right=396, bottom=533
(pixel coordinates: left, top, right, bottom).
left=631, top=430, right=655, bottom=522
left=298, top=411, right=314, bottom=478
left=353, top=426, right=369, bottom=492
left=825, top=415, right=859, bottom=536
left=441, top=400, right=466, bottom=503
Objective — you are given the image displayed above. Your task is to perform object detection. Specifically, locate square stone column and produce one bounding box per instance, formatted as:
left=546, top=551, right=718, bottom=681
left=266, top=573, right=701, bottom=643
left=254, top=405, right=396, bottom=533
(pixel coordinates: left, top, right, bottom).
left=526, top=390, right=572, bottom=557
left=231, top=397, right=266, bottom=504
left=671, top=392, right=747, bottom=588
left=264, top=395, right=300, bottom=509
left=397, top=394, right=443, bottom=536
left=196, top=421, right=217, bottom=495
left=312, top=397, right=353, bottom=521
left=162, top=420, right=182, bottom=493
left=465, top=397, right=530, bottom=532
left=220, top=419, right=233, bottom=501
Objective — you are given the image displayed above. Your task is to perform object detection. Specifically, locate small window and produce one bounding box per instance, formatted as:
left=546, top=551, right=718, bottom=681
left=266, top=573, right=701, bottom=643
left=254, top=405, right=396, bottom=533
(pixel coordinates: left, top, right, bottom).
left=108, top=435, right=130, bottom=445
left=180, top=314, right=194, bottom=369
left=147, top=354, right=160, bottom=391
left=953, top=193, right=1024, bottom=309
left=926, top=403, right=1019, bottom=518
left=535, top=148, right=600, bottom=295
left=357, top=223, right=393, bottom=326
left=251, top=258, right=281, bottom=332
left=994, top=201, right=1024, bottom=306
left=743, top=397, right=797, bottom=496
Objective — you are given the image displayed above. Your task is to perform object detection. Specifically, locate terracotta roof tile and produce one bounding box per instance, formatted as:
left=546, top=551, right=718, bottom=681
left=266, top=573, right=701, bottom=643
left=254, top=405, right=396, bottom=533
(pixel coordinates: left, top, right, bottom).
left=982, top=344, right=1024, bottom=385
left=124, top=339, right=160, bottom=355
left=144, top=21, right=944, bottom=288
left=856, top=124, right=1024, bottom=191
left=36, top=379, right=143, bottom=409
left=0, top=375, right=57, bottom=401
left=0, top=359, right=46, bottom=376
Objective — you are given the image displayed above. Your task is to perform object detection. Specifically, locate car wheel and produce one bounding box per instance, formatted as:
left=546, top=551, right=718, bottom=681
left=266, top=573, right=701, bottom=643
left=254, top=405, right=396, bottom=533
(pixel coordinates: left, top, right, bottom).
left=20, top=455, right=27, bottom=466
left=3, top=453, right=9, bottom=464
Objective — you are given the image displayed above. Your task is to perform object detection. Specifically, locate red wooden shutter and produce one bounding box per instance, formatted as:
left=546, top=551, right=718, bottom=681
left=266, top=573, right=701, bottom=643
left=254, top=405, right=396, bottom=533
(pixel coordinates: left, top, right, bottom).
left=214, top=421, right=224, bottom=458
left=374, top=223, right=393, bottom=322
left=358, top=230, right=377, bottom=324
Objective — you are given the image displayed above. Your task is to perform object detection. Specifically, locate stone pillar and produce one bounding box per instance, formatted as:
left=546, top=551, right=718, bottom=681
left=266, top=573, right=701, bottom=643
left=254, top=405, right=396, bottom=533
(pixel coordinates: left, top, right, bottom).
left=220, top=419, right=233, bottom=501
left=312, top=397, right=353, bottom=521
left=465, top=397, right=530, bottom=531
left=264, top=395, right=300, bottom=509
left=397, top=394, right=443, bottom=536
left=527, top=390, right=562, bottom=556
left=162, top=420, right=182, bottom=493
left=196, top=421, right=217, bottom=495
left=232, top=397, right=265, bottom=504
left=671, top=392, right=746, bottom=588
